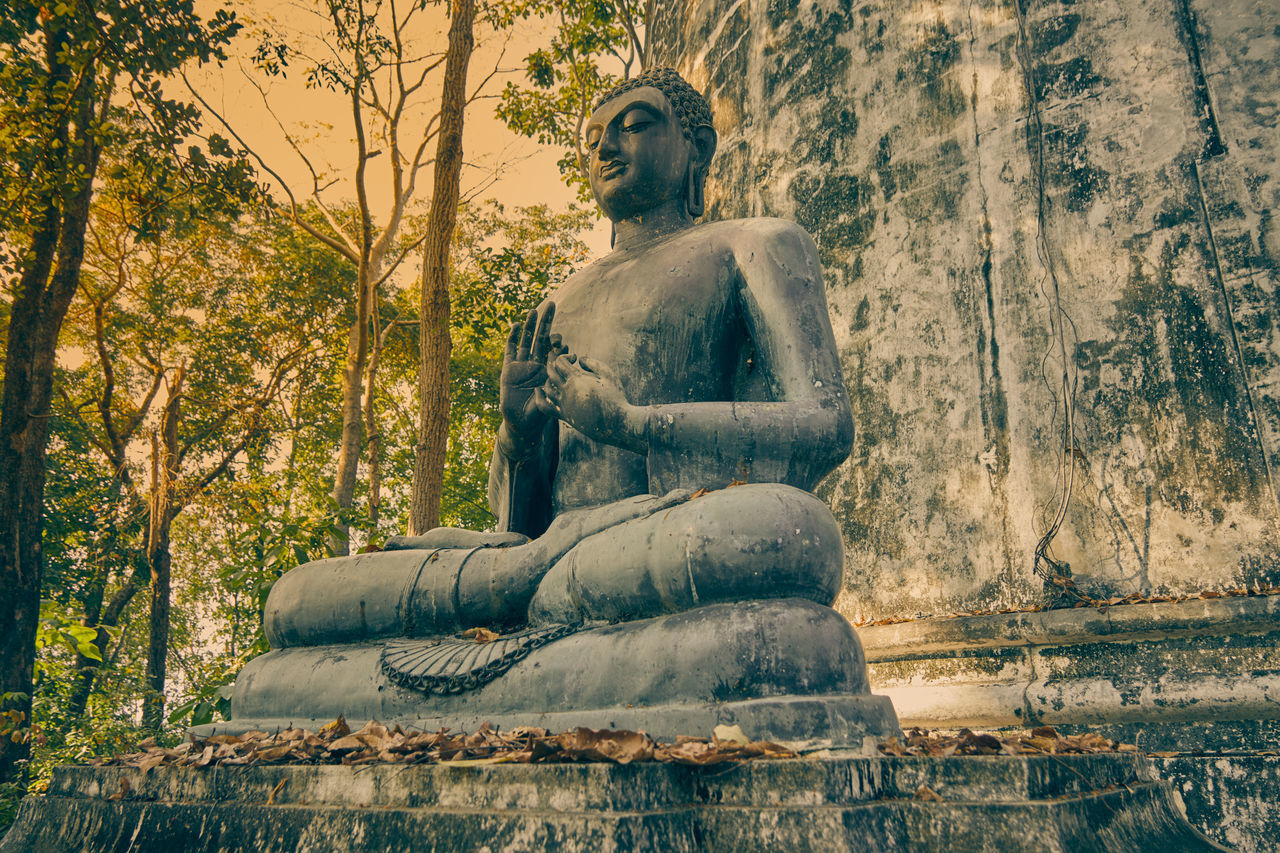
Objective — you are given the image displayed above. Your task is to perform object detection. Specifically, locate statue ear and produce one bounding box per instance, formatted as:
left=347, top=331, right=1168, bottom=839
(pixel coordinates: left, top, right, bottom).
left=685, top=125, right=717, bottom=219
left=691, top=125, right=717, bottom=171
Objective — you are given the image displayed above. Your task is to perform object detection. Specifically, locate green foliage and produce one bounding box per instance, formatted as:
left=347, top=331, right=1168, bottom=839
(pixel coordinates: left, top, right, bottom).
left=36, top=603, right=104, bottom=665
left=38, top=203, right=355, bottom=735
left=15, top=0, right=605, bottom=801
left=0, top=0, right=254, bottom=272
left=439, top=201, right=592, bottom=528
left=496, top=0, right=643, bottom=198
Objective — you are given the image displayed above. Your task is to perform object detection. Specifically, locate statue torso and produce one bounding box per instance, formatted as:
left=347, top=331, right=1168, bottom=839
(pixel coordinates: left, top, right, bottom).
left=546, top=220, right=761, bottom=511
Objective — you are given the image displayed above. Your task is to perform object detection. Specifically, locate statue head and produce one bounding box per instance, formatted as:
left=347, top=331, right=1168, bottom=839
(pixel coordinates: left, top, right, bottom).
left=587, top=68, right=718, bottom=223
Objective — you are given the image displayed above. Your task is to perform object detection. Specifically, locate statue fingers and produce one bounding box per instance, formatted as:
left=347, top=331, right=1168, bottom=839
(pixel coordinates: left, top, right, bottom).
left=504, top=322, right=521, bottom=364
left=532, top=302, right=556, bottom=361
left=577, top=355, right=618, bottom=382
left=516, top=308, right=538, bottom=360
left=535, top=386, right=559, bottom=417
left=549, top=353, right=573, bottom=382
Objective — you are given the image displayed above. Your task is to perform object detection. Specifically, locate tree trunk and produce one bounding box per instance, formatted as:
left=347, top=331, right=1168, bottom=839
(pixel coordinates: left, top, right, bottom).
left=409, top=0, right=475, bottom=535
left=329, top=271, right=373, bottom=555
left=0, top=31, right=100, bottom=787
left=142, top=368, right=183, bottom=731
left=364, top=302, right=384, bottom=542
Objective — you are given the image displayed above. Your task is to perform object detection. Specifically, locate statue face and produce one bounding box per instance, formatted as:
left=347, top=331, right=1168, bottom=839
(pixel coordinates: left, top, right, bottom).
left=585, top=86, right=691, bottom=222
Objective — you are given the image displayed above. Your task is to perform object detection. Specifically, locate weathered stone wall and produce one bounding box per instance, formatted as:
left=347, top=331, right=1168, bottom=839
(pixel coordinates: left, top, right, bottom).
left=650, top=0, right=1280, bottom=621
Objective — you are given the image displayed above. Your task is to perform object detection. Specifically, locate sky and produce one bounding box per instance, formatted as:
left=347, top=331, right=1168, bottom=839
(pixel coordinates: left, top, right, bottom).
left=189, top=0, right=612, bottom=256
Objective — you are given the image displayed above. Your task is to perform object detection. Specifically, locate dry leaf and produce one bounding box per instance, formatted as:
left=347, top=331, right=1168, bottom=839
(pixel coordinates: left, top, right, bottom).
left=256, top=745, right=294, bottom=762
left=318, top=717, right=350, bottom=739
left=712, top=724, right=749, bottom=747
left=461, top=627, right=499, bottom=643
left=327, top=735, right=366, bottom=752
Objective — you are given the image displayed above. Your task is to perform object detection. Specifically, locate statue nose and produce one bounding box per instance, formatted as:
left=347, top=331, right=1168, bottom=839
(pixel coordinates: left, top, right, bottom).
left=597, top=125, right=620, bottom=157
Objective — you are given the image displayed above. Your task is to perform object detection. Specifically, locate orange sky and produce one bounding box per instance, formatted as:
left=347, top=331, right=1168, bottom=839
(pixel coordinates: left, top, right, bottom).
left=189, top=0, right=611, bottom=255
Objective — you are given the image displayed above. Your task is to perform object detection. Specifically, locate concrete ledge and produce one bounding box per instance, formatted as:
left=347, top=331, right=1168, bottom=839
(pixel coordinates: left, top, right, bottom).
left=199, top=694, right=902, bottom=754
left=875, top=673, right=1280, bottom=730
left=859, top=595, right=1280, bottom=747
left=859, top=594, right=1280, bottom=659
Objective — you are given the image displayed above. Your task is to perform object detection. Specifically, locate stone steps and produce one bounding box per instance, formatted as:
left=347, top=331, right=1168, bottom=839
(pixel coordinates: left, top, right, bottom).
left=0, top=755, right=1228, bottom=852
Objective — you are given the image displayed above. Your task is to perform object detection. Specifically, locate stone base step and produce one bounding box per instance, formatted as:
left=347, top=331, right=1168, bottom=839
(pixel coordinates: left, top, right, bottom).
left=0, top=755, right=1227, bottom=852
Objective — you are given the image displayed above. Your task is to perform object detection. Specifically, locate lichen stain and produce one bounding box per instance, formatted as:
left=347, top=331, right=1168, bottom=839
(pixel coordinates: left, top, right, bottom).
left=835, top=351, right=907, bottom=564
left=698, top=7, right=751, bottom=124
left=1032, top=13, right=1081, bottom=55
left=859, top=11, right=888, bottom=58
left=763, top=2, right=853, bottom=104
left=789, top=171, right=877, bottom=266
left=1032, top=55, right=1101, bottom=102
left=1040, top=120, right=1111, bottom=213
left=1098, top=239, right=1269, bottom=515
left=899, top=18, right=967, bottom=130
left=871, top=132, right=931, bottom=205
left=765, top=0, right=801, bottom=29
left=850, top=295, right=872, bottom=333
left=900, top=139, right=968, bottom=224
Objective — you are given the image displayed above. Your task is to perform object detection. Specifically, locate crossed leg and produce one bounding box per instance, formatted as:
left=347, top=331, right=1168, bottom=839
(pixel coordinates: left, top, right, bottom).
left=527, top=483, right=844, bottom=625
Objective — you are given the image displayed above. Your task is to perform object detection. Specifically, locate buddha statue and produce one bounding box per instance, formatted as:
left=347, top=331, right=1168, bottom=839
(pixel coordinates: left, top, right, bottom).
left=221, top=68, right=899, bottom=747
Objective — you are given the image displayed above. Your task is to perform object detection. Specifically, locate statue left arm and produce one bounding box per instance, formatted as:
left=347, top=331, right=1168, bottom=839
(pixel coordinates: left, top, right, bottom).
left=548, top=220, right=854, bottom=493
left=643, top=220, right=853, bottom=492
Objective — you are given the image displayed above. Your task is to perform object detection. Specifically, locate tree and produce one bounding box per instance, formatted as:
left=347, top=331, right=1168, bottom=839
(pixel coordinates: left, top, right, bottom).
left=54, top=201, right=346, bottom=729
left=497, top=0, right=647, bottom=196
left=0, top=0, right=247, bottom=790
left=193, top=0, right=518, bottom=552
left=408, top=0, right=475, bottom=533
left=438, top=200, right=592, bottom=525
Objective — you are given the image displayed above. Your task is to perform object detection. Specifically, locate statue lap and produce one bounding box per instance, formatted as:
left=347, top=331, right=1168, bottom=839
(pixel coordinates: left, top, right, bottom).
left=232, top=482, right=900, bottom=746
left=264, top=483, right=842, bottom=646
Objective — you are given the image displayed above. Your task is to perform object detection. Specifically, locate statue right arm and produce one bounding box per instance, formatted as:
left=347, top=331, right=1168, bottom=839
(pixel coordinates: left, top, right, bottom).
left=488, top=417, right=557, bottom=538
left=489, top=302, right=561, bottom=537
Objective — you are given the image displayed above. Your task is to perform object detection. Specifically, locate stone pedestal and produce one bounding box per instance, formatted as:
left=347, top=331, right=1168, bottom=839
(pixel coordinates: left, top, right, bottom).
left=212, top=598, right=902, bottom=752
left=0, top=755, right=1226, bottom=852
left=860, top=593, right=1280, bottom=850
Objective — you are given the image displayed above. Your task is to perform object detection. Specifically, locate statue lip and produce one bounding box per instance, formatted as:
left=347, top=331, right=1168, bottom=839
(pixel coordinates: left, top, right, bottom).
left=598, top=161, right=627, bottom=179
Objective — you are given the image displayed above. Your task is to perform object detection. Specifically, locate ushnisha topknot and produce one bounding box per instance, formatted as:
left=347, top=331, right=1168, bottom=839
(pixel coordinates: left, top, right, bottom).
left=594, top=67, right=714, bottom=139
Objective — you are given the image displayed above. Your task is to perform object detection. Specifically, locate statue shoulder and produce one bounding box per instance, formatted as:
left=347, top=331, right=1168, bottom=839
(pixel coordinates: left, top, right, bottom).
left=698, top=217, right=818, bottom=253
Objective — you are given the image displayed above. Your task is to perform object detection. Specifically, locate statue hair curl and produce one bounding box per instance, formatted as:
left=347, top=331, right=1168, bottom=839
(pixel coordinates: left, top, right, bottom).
left=595, top=67, right=714, bottom=140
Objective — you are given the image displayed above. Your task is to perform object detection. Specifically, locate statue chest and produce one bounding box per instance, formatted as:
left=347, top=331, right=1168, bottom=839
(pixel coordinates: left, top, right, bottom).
left=549, top=251, right=742, bottom=404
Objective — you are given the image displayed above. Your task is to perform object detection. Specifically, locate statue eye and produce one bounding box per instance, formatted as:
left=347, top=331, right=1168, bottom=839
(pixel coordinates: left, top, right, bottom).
left=620, top=109, right=655, bottom=133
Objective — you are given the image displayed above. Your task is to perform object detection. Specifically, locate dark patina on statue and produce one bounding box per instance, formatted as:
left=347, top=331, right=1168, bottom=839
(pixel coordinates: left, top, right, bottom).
left=219, top=68, right=899, bottom=747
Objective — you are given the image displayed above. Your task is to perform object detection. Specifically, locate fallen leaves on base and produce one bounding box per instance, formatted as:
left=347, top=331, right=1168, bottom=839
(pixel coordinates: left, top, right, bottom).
left=879, top=726, right=1139, bottom=757
left=89, top=720, right=796, bottom=771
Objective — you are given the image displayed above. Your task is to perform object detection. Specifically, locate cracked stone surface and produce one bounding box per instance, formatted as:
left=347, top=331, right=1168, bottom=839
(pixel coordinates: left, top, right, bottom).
left=650, top=0, right=1280, bottom=623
